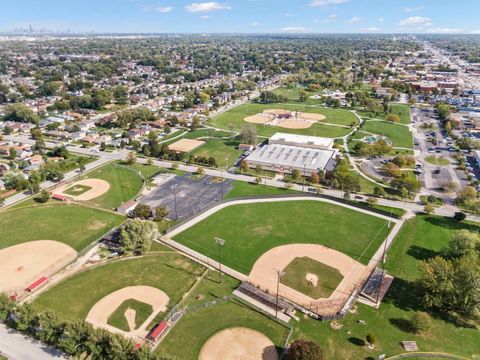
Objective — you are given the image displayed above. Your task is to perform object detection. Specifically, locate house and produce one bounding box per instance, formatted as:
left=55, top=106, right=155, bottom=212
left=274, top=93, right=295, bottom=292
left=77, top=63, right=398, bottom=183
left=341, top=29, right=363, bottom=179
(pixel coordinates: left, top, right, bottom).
left=29, top=154, right=44, bottom=165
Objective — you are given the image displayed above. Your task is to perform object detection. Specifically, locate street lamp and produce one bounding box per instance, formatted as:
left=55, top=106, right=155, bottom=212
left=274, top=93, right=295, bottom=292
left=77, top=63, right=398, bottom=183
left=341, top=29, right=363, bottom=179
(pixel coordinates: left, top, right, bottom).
left=214, top=237, right=225, bottom=283
left=171, top=184, right=178, bottom=221
left=274, top=268, right=286, bottom=318
left=302, top=163, right=306, bottom=192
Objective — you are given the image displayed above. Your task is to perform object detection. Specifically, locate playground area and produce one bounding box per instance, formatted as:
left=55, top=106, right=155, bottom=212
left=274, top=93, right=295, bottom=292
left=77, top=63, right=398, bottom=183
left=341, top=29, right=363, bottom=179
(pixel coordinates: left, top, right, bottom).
left=245, top=109, right=326, bottom=129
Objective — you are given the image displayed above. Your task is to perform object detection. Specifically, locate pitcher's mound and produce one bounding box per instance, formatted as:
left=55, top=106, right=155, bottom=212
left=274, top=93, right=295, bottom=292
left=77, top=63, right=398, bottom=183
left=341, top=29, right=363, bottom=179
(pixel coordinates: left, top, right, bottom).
left=306, top=273, right=318, bottom=286
left=199, top=327, right=278, bottom=360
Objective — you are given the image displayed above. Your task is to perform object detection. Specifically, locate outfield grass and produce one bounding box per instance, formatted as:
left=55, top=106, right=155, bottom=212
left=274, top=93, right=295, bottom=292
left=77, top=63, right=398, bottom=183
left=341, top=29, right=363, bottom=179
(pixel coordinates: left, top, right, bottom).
left=173, top=200, right=391, bottom=271
left=107, top=299, right=153, bottom=332
left=389, top=104, right=411, bottom=125
left=225, top=181, right=300, bottom=199
left=33, top=254, right=204, bottom=322
left=362, top=121, right=413, bottom=149
left=157, top=300, right=289, bottom=359
left=208, top=103, right=356, bottom=138
left=190, top=139, right=243, bottom=167
left=291, top=215, right=480, bottom=358
left=0, top=204, right=124, bottom=251
left=281, top=257, right=344, bottom=299
left=76, top=162, right=159, bottom=209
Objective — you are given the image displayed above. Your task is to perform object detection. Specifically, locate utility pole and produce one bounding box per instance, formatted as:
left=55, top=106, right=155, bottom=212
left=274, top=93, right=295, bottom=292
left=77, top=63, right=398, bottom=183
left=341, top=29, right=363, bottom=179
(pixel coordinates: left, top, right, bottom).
left=214, top=237, right=225, bottom=283
left=274, top=268, right=285, bottom=318
left=171, top=184, right=178, bottom=221
left=302, top=163, right=306, bottom=192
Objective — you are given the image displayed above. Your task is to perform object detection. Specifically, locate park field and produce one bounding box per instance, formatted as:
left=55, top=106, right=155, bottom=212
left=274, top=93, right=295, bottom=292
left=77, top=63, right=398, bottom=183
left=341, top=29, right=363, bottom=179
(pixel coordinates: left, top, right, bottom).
left=291, top=215, right=480, bottom=358
left=208, top=103, right=357, bottom=138
left=33, top=253, right=204, bottom=322
left=73, top=162, right=160, bottom=209
left=361, top=121, right=413, bottom=149
left=190, top=138, right=243, bottom=168
left=173, top=200, right=391, bottom=272
left=0, top=203, right=124, bottom=251
left=156, top=270, right=289, bottom=359
left=389, top=104, right=411, bottom=125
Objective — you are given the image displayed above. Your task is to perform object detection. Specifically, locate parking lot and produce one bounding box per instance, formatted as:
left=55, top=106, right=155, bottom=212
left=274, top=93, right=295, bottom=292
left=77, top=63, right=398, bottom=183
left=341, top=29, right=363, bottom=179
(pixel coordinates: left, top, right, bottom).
left=139, top=174, right=233, bottom=221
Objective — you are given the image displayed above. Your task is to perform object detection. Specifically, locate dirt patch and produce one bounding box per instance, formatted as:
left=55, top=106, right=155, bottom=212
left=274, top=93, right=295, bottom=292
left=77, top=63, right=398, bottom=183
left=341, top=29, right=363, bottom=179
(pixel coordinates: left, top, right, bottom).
left=0, top=240, right=77, bottom=293
left=248, top=244, right=367, bottom=317
left=124, top=308, right=136, bottom=332
left=86, top=285, right=169, bottom=341
left=55, top=179, right=110, bottom=201
left=278, top=119, right=311, bottom=129
left=199, top=327, right=278, bottom=360
left=87, top=220, right=107, bottom=231
left=244, top=109, right=326, bottom=129
left=244, top=114, right=273, bottom=124
left=306, top=273, right=318, bottom=287
left=168, top=139, right=205, bottom=153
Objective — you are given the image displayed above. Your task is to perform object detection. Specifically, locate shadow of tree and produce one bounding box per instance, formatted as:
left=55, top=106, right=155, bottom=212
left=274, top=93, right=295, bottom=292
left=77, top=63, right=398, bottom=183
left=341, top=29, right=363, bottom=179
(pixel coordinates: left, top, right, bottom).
left=389, top=318, right=412, bottom=333
left=348, top=337, right=365, bottom=347
left=406, top=245, right=439, bottom=261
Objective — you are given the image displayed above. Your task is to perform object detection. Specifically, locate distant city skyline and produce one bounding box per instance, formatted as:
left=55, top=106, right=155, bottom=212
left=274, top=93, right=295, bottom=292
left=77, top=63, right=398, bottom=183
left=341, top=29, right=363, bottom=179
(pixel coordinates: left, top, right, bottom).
left=1, top=0, right=479, bottom=34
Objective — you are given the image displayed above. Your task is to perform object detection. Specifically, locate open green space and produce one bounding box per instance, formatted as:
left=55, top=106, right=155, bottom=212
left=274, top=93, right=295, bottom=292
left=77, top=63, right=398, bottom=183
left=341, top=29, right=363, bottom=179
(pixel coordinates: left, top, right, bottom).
left=362, top=121, right=413, bottom=149
left=173, top=200, right=391, bottom=272
left=33, top=254, right=204, bottom=322
left=389, top=104, right=411, bottom=125
left=225, top=180, right=300, bottom=199
left=190, top=139, right=243, bottom=167
left=63, top=184, right=92, bottom=196
left=425, top=156, right=450, bottom=166
left=75, top=162, right=160, bottom=209
left=157, top=300, right=288, bottom=359
left=0, top=204, right=124, bottom=251
left=281, top=256, right=344, bottom=299
left=291, top=215, right=480, bottom=358
left=107, top=299, right=153, bottom=332
left=208, top=103, right=356, bottom=138
left=272, top=86, right=323, bottom=105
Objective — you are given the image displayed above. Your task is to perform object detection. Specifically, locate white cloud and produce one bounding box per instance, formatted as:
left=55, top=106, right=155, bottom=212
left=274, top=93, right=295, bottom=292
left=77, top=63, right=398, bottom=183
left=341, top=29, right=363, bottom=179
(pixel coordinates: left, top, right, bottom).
left=200, top=15, right=211, bottom=19
left=155, top=6, right=173, bottom=13
left=310, top=0, right=350, bottom=7
left=378, top=17, right=384, bottom=22
left=404, top=6, right=424, bottom=13
left=362, top=27, right=382, bottom=32
left=281, top=26, right=312, bottom=33
left=314, top=14, right=337, bottom=23
left=345, top=16, right=362, bottom=24
left=399, top=16, right=431, bottom=26
left=251, top=22, right=261, bottom=27
left=426, top=27, right=462, bottom=33
left=185, top=2, right=231, bottom=13
left=471, top=30, right=480, bottom=34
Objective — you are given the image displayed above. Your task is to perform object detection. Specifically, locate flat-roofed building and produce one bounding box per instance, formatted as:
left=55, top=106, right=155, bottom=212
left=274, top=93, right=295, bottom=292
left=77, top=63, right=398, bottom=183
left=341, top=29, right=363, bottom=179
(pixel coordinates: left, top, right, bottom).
left=245, top=133, right=337, bottom=174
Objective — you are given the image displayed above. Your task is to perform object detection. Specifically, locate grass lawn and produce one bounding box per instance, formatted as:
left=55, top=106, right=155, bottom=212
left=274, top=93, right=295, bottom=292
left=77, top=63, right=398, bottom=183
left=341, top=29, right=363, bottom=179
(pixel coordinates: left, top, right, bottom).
left=173, top=200, right=391, bottom=272
left=63, top=184, right=92, bottom=196
left=157, top=300, right=289, bottom=360
left=389, top=104, right=411, bottom=125
left=76, top=162, right=160, bottom=209
left=272, top=86, right=323, bottom=106
left=190, top=139, right=243, bottom=167
left=208, top=103, right=356, bottom=138
left=225, top=181, right=300, bottom=199
left=362, top=121, right=413, bottom=149
left=291, top=215, right=480, bottom=358
left=425, top=156, right=450, bottom=166
left=0, top=204, right=124, bottom=251
left=281, top=257, right=344, bottom=299
left=33, top=254, right=204, bottom=322
left=107, top=299, right=153, bottom=332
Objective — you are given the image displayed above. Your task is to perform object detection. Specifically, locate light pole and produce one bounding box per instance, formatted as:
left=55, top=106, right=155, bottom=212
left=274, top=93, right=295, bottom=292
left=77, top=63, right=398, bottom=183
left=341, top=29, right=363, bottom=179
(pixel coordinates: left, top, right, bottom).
left=214, top=237, right=225, bottom=283
left=302, top=164, right=306, bottom=192
left=171, top=184, right=178, bottom=221
left=274, top=268, right=285, bottom=318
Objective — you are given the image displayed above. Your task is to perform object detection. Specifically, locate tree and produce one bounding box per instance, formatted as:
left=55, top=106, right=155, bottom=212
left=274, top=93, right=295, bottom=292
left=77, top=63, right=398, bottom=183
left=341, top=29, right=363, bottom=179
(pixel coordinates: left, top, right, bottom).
left=239, top=125, right=257, bottom=145
left=118, top=219, right=158, bottom=255
left=0, top=293, right=14, bottom=321
left=453, top=212, right=467, bottom=223
left=373, top=186, right=386, bottom=198
left=240, top=160, right=249, bottom=173
left=34, top=190, right=51, bottom=203
left=424, top=203, right=435, bottom=215
left=154, top=206, right=169, bottom=222
left=131, top=204, right=152, bottom=219
left=255, top=165, right=263, bottom=174
left=448, top=230, right=480, bottom=257
left=386, top=114, right=400, bottom=123
left=367, top=196, right=378, bottom=206
left=126, top=152, right=137, bottom=165
left=291, top=169, right=301, bottom=181
left=410, top=312, right=431, bottom=334
left=8, top=147, right=16, bottom=160
left=196, top=166, right=205, bottom=175
left=3, top=103, right=39, bottom=124
left=309, top=172, right=320, bottom=184
left=286, top=339, right=323, bottom=360
left=255, top=176, right=262, bottom=184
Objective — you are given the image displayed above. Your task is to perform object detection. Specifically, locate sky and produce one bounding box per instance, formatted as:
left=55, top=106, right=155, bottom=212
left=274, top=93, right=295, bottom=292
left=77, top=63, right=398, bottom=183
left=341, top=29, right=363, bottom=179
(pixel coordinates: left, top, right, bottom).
left=1, top=0, right=480, bottom=34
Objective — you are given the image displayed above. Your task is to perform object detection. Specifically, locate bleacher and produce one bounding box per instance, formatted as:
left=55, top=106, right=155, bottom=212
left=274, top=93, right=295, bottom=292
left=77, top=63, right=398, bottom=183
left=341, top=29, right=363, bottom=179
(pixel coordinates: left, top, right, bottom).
left=235, top=282, right=292, bottom=313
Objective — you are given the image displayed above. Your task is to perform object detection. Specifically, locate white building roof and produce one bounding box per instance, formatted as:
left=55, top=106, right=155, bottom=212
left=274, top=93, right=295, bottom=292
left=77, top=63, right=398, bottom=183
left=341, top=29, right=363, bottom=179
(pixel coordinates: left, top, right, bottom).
left=246, top=144, right=336, bottom=172
left=269, top=132, right=334, bottom=149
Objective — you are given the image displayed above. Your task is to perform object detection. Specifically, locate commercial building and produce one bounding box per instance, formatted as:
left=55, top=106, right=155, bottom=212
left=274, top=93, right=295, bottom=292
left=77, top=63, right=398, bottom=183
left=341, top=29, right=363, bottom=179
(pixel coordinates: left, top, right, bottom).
left=245, top=132, right=337, bottom=174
